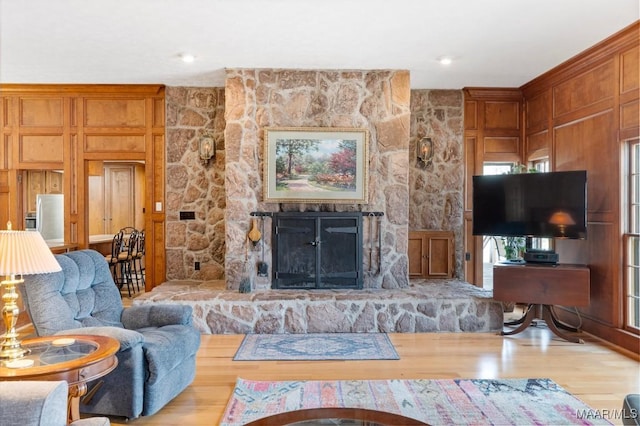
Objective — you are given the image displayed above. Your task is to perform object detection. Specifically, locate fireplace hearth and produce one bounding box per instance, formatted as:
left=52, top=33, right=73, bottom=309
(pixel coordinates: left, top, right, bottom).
left=272, top=212, right=364, bottom=290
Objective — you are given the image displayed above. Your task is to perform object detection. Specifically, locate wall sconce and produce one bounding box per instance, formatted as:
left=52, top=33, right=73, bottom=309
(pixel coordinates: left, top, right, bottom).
left=199, top=133, right=215, bottom=165
left=417, top=137, right=434, bottom=166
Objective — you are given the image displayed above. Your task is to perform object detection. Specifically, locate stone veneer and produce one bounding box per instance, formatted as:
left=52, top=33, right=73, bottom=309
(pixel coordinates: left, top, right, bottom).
left=165, top=87, right=226, bottom=280
left=162, top=85, right=466, bottom=283
left=409, top=90, right=465, bottom=278
left=133, top=279, right=503, bottom=334
left=224, top=69, right=411, bottom=290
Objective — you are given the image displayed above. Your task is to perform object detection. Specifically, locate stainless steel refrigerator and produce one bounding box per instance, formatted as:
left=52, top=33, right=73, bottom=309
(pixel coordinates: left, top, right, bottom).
left=36, top=194, right=64, bottom=241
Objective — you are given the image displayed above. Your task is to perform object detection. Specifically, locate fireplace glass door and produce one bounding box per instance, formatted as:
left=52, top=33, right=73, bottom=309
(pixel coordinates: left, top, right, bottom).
left=272, top=212, right=363, bottom=289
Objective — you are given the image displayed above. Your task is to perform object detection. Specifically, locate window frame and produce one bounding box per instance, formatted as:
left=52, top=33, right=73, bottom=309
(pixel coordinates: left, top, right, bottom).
left=623, top=138, right=640, bottom=334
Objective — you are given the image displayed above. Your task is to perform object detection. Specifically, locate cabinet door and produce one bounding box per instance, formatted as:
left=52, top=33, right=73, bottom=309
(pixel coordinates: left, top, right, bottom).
left=427, top=233, right=453, bottom=278
left=26, top=170, right=46, bottom=213
left=408, top=230, right=454, bottom=279
left=408, top=232, right=427, bottom=277
left=46, top=171, right=63, bottom=193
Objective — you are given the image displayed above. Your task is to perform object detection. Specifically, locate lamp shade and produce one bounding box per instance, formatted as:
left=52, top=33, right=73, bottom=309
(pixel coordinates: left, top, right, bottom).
left=548, top=211, right=576, bottom=226
left=0, top=230, right=62, bottom=275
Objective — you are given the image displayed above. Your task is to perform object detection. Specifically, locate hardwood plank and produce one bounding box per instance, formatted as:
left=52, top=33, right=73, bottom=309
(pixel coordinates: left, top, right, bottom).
left=105, top=324, right=639, bottom=425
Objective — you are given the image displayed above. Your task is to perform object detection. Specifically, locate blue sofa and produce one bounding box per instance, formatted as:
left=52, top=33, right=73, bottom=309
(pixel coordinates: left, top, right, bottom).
left=21, top=250, right=201, bottom=420
left=0, top=381, right=109, bottom=426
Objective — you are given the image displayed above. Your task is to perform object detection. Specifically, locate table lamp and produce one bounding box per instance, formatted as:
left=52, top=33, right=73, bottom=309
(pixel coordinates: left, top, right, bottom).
left=0, top=223, right=62, bottom=359
left=549, top=210, right=576, bottom=238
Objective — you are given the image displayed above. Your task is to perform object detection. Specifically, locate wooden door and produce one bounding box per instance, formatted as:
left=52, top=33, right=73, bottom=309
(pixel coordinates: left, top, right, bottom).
left=105, top=165, right=134, bottom=233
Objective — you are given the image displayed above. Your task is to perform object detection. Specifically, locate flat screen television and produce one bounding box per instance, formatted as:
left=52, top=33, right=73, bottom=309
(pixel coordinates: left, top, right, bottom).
left=472, top=170, right=587, bottom=239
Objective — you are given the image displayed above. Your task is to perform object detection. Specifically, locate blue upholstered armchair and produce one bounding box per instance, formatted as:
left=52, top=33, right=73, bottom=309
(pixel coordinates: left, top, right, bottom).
left=20, top=250, right=201, bottom=420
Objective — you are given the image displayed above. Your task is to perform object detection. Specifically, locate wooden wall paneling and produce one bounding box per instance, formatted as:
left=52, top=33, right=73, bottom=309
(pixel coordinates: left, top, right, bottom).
left=147, top=130, right=166, bottom=288
left=524, top=89, right=551, bottom=162
left=521, top=22, right=639, bottom=353
left=553, top=61, right=615, bottom=118
left=15, top=96, right=66, bottom=169
left=484, top=101, right=520, bottom=130
left=558, top=224, right=618, bottom=325
left=620, top=44, right=639, bottom=95
left=620, top=46, right=640, bottom=140
left=463, top=97, right=479, bottom=285
left=0, top=170, right=10, bottom=228
left=1, top=85, right=166, bottom=280
left=0, top=97, right=9, bottom=170
left=134, top=163, right=145, bottom=231
left=483, top=136, right=520, bottom=160
left=84, top=98, right=146, bottom=127
left=526, top=130, right=549, bottom=161
left=463, top=89, right=523, bottom=287
left=555, top=112, right=616, bottom=214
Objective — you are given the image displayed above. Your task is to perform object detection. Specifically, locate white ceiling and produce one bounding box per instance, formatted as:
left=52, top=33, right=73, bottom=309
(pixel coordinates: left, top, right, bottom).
left=1, top=0, right=637, bottom=89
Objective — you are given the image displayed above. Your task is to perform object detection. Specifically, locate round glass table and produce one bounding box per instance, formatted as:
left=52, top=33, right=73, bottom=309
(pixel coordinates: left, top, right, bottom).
left=245, top=407, right=429, bottom=425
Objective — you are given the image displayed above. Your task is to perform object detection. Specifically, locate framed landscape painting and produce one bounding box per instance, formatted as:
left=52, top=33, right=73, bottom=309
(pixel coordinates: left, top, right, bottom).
left=263, top=127, right=369, bottom=203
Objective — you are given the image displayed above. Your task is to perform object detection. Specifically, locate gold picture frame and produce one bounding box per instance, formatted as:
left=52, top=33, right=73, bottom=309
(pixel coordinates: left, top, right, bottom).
left=263, top=127, right=369, bottom=204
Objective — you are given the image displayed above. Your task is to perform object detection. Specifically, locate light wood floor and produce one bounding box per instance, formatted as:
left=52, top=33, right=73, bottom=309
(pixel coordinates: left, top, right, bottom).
left=106, top=321, right=639, bottom=426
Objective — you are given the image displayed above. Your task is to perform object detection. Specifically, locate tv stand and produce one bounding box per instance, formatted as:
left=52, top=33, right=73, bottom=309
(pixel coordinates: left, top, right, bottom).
left=493, top=263, right=590, bottom=343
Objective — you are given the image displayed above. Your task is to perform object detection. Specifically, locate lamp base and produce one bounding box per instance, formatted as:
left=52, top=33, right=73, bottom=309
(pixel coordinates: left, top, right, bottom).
left=0, top=342, right=29, bottom=359
left=1, top=277, right=29, bottom=359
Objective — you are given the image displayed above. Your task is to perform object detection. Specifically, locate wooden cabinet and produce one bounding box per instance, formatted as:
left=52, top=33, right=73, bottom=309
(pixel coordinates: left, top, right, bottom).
left=24, top=170, right=63, bottom=213
left=493, top=263, right=590, bottom=343
left=493, top=263, right=590, bottom=306
left=408, top=230, right=454, bottom=278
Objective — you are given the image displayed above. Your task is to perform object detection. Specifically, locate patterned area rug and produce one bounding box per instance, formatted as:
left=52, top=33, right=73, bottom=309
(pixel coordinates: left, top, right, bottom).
left=221, top=378, right=612, bottom=425
left=233, top=333, right=400, bottom=361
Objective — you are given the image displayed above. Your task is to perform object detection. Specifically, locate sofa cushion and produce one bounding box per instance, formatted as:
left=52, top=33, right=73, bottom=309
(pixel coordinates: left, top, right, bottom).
left=140, top=324, right=201, bottom=385
left=623, top=394, right=640, bottom=426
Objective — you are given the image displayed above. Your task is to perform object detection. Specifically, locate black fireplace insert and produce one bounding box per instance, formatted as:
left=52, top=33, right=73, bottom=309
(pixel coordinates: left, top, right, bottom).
left=271, top=212, right=363, bottom=289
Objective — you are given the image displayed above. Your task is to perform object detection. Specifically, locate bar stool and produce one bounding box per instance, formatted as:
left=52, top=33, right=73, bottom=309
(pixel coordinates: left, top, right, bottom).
left=105, top=231, right=124, bottom=288
left=132, top=229, right=145, bottom=290
left=116, top=229, right=138, bottom=297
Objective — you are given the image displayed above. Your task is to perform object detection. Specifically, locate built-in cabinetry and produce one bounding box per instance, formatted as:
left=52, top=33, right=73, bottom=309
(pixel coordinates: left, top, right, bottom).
left=0, top=84, right=165, bottom=289
left=408, top=230, right=454, bottom=279
left=24, top=170, right=63, bottom=213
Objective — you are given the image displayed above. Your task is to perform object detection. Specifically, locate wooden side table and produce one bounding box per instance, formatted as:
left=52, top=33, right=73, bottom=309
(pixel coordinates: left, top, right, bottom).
left=493, top=263, right=590, bottom=343
left=0, top=334, right=119, bottom=423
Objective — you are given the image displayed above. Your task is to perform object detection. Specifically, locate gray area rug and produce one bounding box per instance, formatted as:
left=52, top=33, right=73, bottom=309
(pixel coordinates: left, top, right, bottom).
left=233, top=333, right=400, bottom=361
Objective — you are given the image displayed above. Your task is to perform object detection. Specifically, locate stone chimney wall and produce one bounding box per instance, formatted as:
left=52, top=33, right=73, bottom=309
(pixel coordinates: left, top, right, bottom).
left=409, top=90, right=464, bottom=278
left=224, top=69, right=411, bottom=290
left=161, top=84, right=465, bottom=284
left=165, top=87, right=226, bottom=280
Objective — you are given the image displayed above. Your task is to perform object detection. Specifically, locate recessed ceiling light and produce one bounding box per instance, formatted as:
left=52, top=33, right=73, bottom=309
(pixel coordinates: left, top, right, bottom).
left=181, top=54, right=195, bottom=63
left=438, top=57, right=453, bottom=66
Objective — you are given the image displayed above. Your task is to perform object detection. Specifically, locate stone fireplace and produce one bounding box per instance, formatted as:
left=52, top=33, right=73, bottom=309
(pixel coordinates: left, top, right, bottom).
left=224, top=69, right=411, bottom=290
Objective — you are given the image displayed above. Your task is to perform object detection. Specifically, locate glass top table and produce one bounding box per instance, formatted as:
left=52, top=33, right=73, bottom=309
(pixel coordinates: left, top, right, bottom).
left=245, top=407, right=428, bottom=426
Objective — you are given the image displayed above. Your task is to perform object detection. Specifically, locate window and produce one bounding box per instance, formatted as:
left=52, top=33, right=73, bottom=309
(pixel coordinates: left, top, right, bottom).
left=530, top=159, right=551, bottom=250
left=625, top=138, right=640, bottom=332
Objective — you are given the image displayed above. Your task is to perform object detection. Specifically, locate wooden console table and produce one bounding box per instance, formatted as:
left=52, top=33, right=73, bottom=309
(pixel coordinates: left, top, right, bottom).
left=493, top=263, right=590, bottom=343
